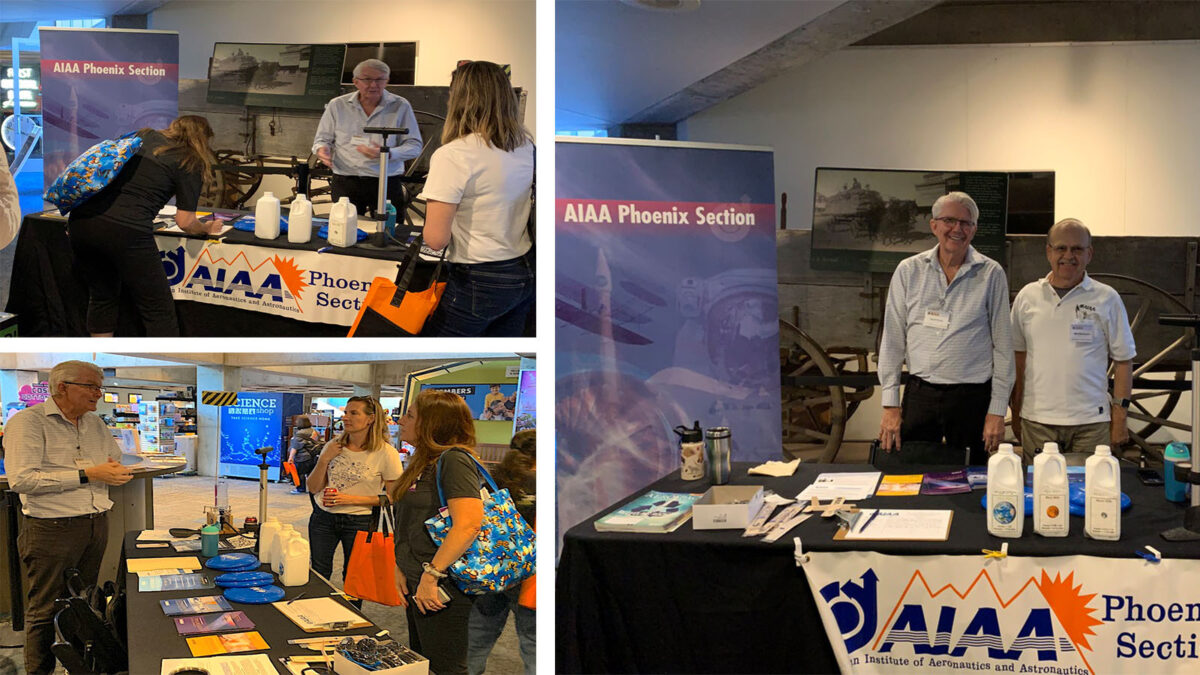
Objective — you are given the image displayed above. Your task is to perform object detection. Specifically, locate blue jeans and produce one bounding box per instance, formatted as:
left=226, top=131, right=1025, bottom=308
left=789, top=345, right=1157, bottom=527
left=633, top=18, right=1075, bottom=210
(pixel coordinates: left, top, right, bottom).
left=467, top=586, right=535, bottom=675
left=422, top=251, right=535, bottom=337
left=307, top=506, right=373, bottom=585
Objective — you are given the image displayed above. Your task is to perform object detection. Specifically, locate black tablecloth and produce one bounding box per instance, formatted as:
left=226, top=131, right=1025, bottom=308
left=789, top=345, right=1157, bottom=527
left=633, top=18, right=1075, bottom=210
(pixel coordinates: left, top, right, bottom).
left=6, top=212, right=424, bottom=336
left=124, top=531, right=375, bottom=672
left=556, top=462, right=1193, bottom=674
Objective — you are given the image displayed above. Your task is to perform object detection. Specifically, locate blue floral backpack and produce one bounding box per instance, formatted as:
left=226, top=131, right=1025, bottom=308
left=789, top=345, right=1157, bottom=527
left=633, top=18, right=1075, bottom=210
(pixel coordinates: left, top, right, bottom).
left=424, top=448, right=536, bottom=595
left=44, top=130, right=143, bottom=215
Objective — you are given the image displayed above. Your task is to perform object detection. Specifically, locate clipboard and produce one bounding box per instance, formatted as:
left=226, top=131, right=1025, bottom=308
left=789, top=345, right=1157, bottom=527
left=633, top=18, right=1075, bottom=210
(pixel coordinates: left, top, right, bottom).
left=833, top=509, right=953, bottom=541
left=271, top=597, right=372, bottom=633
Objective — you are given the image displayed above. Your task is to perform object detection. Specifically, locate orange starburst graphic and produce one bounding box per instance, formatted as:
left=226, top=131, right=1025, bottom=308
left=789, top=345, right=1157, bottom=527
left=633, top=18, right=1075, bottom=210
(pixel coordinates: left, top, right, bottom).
left=1035, top=570, right=1103, bottom=652
left=271, top=255, right=308, bottom=301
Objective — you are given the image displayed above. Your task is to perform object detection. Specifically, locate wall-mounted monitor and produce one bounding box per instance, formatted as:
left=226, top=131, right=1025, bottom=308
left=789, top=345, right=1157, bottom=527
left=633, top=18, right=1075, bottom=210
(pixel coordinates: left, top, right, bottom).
left=341, top=42, right=417, bottom=85
left=103, top=393, right=118, bottom=403
left=810, top=167, right=1054, bottom=272
left=207, top=42, right=347, bottom=109
left=128, top=394, right=141, bottom=404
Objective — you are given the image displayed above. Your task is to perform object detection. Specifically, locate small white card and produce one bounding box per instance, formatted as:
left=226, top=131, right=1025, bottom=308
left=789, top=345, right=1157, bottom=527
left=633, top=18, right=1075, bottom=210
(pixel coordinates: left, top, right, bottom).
left=1070, top=320, right=1094, bottom=343
left=923, top=309, right=951, bottom=330
left=350, top=134, right=369, bottom=147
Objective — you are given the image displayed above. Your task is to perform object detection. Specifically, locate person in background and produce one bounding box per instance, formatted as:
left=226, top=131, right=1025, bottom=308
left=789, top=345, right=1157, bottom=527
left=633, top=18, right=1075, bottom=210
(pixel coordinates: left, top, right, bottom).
left=307, top=396, right=402, bottom=597
left=312, top=58, right=423, bottom=215
left=420, top=61, right=535, bottom=337
left=467, top=429, right=536, bottom=675
left=5, top=360, right=132, bottom=674
left=391, top=390, right=485, bottom=675
left=0, top=150, right=19, bottom=250
left=1011, top=218, right=1136, bottom=460
left=876, top=191, right=1014, bottom=465
left=67, top=115, right=221, bottom=337
left=287, top=416, right=320, bottom=494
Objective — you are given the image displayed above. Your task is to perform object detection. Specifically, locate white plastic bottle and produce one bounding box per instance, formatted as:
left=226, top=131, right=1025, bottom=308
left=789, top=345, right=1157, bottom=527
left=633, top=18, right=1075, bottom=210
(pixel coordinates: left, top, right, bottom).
left=328, top=196, right=358, bottom=247
left=257, top=517, right=281, bottom=565
left=270, top=524, right=297, bottom=572
left=288, top=194, right=312, bottom=244
left=254, top=191, right=281, bottom=240
left=987, top=443, right=1024, bottom=538
left=1033, top=442, right=1069, bottom=537
left=280, top=535, right=311, bottom=586
left=1085, top=445, right=1121, bottom=540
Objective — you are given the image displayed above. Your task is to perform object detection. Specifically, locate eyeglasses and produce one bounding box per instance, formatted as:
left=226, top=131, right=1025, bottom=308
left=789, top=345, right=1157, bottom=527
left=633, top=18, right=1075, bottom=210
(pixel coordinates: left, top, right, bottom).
left=354, top=77, right=388, bottom=85
left=934, top=216, right=977, bottom=229
left=65, top=382, right=104, bottom=393
left=1048, top=245, right=1088, bottom=255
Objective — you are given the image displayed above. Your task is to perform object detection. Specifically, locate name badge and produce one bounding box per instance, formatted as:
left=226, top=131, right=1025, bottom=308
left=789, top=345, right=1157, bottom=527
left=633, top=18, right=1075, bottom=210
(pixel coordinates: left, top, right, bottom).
left=1071, top=320, right=1094, bottom=343
left=350, top=135, right=369, bottom=148
left=923, top=309, right=951, bottom=330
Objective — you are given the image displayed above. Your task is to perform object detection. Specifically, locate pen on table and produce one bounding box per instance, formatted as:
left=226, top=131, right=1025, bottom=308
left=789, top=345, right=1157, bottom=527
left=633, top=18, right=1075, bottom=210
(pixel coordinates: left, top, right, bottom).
left=317, top=246, right=332, bottom=253
left=858, top=509, right=882, bottom=533
left=287, top=591, right=306, bottom=604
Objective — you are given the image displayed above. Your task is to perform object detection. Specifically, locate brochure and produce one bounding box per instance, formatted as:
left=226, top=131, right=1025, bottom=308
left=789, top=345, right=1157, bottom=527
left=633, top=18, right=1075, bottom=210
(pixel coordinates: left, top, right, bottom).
left=593, top=490, right=703, bottom=533
left=186, top=631, right=270, bottom=657
left=920, top=470, right=972, bottom=495
left=795, top=472, right=881, bottom=501
left=966, top=467, right=988, bottom=490
left=876, top=474, right=923, bottom=497
left=138, top=573, right=215, bottom=592
left=175, top=611, right=256, bottom=636
left=161, top=596, right=234, bottom=616
left=836, top=508, right=954, bottom=541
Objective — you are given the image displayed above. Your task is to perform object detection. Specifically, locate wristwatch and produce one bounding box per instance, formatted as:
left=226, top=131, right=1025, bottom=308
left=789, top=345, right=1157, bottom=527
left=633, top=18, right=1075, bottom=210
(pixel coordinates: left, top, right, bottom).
left=422, top=561, right=448, bottom=579
left=79, top=469, right=89, bottom=484
left=1117, top=398, right=1131, bottom=410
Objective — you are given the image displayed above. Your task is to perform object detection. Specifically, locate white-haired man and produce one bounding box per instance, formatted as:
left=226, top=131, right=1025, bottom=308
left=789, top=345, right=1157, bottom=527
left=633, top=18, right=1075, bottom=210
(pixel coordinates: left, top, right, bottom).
left=1010, top=218, right=1135, bottom=461
left=877, top=191, right=1014, bottom=465
left=312, top=58, right=423, bottom=215
left=6, top=360, right=131, bottom=674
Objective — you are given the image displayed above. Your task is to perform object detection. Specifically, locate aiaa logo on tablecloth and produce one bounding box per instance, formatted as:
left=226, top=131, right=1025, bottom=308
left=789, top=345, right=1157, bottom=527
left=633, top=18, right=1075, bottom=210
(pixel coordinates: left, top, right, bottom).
left=822, top=568, right=1101, bottom=673
left=161, top=246, right=309, bottom=308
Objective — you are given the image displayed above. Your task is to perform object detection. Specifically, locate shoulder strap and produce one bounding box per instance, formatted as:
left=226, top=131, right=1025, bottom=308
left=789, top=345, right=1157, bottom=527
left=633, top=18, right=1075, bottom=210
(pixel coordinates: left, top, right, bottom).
left=433, top=447, right=499, bottom=507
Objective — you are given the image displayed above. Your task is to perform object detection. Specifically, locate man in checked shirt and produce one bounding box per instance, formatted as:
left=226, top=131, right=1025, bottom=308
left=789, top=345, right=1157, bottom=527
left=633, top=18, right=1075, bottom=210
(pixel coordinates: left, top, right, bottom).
left=6, top=360, right=132, bottom=674
left=877, top=191, right=1014, bottom=465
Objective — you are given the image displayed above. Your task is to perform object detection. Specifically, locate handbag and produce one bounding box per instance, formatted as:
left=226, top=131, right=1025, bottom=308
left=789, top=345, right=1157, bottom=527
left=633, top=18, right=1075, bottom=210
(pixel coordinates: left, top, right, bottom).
left=347, top=234, right=447, bottom=337
left=343, top=505, right=404, bottom=606
left=424, top=449, right=536, bottom=595
left=44, top=131, right=143, bottom=215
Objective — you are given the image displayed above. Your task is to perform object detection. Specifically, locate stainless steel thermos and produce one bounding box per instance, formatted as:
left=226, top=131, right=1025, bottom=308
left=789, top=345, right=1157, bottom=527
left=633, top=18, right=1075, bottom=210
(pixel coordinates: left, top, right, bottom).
left=704, top=426, right=732, bottom=485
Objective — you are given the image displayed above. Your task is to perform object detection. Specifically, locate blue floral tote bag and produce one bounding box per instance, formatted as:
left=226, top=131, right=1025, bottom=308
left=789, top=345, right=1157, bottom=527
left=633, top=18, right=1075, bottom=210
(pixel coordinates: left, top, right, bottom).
left=424, top=449, right=536, bottom=595
left=44, top=131, right=143, bottom=215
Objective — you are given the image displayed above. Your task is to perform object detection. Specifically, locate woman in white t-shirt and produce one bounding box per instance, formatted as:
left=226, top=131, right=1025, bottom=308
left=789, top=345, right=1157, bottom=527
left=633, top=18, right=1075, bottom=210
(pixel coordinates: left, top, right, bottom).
left=419, top=60, right=535, bottom=337
left=306, top=396, right=402, bottom=592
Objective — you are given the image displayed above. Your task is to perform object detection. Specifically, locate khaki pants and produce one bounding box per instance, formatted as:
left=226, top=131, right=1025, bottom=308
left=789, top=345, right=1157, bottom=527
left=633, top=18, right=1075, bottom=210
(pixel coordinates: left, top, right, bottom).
left=1019, top=418, right=1110, bottom=463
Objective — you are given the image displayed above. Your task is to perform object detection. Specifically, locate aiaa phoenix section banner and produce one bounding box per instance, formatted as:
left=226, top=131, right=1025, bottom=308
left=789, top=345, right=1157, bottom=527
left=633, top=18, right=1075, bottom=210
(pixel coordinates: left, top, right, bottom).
left=556, top=138, right=782, bottom=545
left=40, top=28, right=179, bottom=193
left=802, top=550, right=1199, bottom=674
left=156, top=237, right=399, bottom=326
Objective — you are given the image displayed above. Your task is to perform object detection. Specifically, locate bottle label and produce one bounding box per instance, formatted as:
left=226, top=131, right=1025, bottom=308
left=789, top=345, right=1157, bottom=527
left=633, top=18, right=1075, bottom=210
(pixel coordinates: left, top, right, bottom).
left=1088, top=494, right=1119, bottom=538
left=1037, top=493, right=1068, bottom=535
left=989, top=490, right=1021, bottom=534
left=680, top=441, right=704, bottom=480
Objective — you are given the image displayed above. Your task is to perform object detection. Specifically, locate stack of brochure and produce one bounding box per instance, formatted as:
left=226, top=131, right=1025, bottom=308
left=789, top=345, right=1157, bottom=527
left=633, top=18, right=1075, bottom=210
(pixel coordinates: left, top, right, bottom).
left=593, top=490, right=703, bottom=533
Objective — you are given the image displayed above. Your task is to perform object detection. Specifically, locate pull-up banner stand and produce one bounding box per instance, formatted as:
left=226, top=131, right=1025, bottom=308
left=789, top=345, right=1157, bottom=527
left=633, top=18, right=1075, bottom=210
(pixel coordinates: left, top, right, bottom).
left=555, top=137, right=782, bottom=546
left=39, top=27, right=179, bottom=194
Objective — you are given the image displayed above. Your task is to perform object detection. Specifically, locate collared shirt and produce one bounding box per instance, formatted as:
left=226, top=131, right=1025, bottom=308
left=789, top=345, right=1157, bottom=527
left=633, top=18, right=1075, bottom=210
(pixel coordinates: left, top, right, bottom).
left=4, top=397, right=122, bottom=518
left=312, top=89, right=423, bottom=177
left=1012, top=273, right=1136, bottom=425
left=878, top=244, right=1015, bottom=416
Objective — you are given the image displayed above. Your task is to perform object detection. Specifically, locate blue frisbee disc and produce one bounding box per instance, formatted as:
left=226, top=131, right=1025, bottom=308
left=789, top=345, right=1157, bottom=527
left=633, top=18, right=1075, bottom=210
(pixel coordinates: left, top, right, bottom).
left=215, top=571, right=275, bottom=587
left=223, top=584, right=286, bottom=604
left=205, top=553, right=261, bottom=571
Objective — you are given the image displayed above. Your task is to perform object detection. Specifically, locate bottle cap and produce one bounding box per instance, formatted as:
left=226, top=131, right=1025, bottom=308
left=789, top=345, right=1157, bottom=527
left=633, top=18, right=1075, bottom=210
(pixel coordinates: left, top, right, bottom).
left=673, top=420, right=702, bottom=443
left=1043, top=442, right=1060, bottom=454
left=202, top=523, right=219, bottom=535
left=1095, top=444, right=1111, bottom=456
left=998, top=443, right=1013, bottom=454
left=264, top=191, right=274, bottom=197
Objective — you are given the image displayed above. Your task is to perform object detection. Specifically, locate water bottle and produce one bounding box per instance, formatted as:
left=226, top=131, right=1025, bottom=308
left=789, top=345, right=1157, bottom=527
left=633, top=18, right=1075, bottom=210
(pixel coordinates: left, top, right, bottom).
left=1085, top=445, right=1121, bottom=540
left=1164, top=441, right=1190, bottom=503
left=703, top=427, right=731, bottom=485
left=201, top=523, right=220, bottom=557
left=254, top=191, right=281, bottom=240
left=674, top=421, right=704, bottom=481
left=288, top=193, right=312, bottom=244
left=1033, top=442, right=1068, bottom=537
left=328, top=197, right=358, bottom=248
left=987, top=443, right=1024, bottom=538
left=280, top=536, right=311, bottom=586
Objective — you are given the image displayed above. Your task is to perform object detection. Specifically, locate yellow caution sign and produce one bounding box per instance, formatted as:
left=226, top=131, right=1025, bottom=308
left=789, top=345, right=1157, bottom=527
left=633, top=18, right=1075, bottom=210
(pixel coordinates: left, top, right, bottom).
left=201, top=391, right=239, bottom=407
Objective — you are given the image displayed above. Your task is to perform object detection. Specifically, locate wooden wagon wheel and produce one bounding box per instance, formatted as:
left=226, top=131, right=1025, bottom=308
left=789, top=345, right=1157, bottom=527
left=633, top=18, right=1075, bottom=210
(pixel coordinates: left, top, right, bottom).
left=207, top=150, right=263, bottom=209
left=780, top=320, right=846, bottom=463
left=1089, top=273, right=1195, bottom=458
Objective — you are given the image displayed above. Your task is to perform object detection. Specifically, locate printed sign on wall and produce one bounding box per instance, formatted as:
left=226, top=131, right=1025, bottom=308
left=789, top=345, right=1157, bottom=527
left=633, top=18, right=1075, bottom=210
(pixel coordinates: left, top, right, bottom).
left=218, top=392, right=303, bottom=480
left=423, top=384, right=517, bottom=421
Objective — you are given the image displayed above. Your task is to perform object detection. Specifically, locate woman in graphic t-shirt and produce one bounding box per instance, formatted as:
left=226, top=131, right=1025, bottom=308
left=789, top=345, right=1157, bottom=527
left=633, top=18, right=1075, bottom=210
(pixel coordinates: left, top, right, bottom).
left=307, top=396, right=402, bottom=591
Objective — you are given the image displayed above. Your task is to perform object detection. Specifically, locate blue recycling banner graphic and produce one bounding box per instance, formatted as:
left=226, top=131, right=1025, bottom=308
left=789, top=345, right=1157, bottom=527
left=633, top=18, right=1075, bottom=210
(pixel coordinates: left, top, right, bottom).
left=423, top=384, right=517, bottom=421
left=555, top=138, right=782, bottom=543
left=39, top=27, right=179, bottom=193
left=219, top=392, right=303, bottom=480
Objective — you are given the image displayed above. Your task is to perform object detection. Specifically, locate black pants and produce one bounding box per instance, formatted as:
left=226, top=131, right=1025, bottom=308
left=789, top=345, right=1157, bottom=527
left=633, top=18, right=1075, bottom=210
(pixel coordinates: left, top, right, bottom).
left=18, top=512, right=108, bottom=674
left=67, top=216, right=179, bottom=336
left=900, top=376, right=992, bottom=465
left=405, top=580, right=474, bottom=675
left=330, top=173, right=407, bottom=217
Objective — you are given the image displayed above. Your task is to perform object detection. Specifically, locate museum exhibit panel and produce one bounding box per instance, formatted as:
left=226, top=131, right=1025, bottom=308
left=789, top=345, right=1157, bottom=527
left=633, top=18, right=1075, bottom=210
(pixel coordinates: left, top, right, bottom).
left=0, top=351, right=537, bottom=673
left=0, top=0, right=535, bottom=337
left=556, top=1, right=1200, bottom=673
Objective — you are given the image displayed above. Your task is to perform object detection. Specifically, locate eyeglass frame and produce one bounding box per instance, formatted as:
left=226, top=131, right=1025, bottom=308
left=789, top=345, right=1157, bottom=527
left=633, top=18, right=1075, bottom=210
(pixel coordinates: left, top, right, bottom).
left=353, top=76, right=389, bottom=85
left=64, top=381, right=105, bottom=393
left=1047, top=244, right=1090, bottom=255
left=933, top=216, right=977, bottom=229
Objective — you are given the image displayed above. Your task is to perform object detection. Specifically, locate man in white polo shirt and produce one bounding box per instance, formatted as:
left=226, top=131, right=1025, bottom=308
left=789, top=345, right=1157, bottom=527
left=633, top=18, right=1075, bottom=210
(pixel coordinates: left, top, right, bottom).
left=5, top=360, right=131, bottom=674
left=1010, top=218, right=1136, bottom=461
